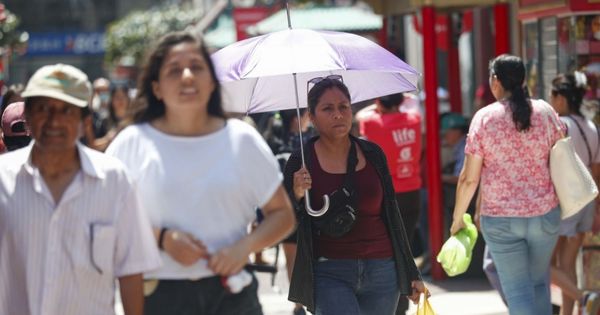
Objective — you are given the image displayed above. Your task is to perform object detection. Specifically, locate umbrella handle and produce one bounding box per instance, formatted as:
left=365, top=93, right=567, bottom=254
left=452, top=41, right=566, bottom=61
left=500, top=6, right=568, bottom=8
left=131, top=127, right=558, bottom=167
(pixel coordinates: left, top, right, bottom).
left=304, top=190, right=329, bottom=217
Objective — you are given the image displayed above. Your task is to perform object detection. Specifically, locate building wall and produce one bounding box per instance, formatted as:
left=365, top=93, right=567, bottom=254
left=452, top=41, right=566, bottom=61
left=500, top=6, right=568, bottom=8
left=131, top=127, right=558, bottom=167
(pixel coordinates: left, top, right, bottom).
left=5, top=0, right=165, bottom=85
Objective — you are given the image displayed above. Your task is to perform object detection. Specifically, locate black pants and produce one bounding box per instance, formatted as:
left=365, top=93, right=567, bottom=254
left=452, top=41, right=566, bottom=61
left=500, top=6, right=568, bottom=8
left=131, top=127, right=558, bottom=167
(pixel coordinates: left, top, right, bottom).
left=394, top=189, right=421, bottom=315
left=144, top=275, right=263, bottom=315
left=394, top=190, right=421, bottom=245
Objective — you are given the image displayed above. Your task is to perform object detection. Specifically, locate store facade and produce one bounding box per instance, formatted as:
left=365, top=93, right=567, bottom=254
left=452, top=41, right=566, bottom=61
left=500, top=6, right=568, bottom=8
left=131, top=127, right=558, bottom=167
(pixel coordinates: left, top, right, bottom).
left=519, top=0, right=600, bottom=100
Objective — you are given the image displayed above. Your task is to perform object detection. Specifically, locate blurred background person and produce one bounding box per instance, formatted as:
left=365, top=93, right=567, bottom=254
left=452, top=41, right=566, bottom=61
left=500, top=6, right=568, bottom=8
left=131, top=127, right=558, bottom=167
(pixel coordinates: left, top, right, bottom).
left=276, top=108, right=312, bottom=315
left=1, top=102, right=31, bottom=152
left=91, top=77, right=112, bottom=138
left=0, top=84, right=25, bottom=118
left=440, top=113, right=469, bottom=185
left=549, top=71, right=600, bottom=315
left=92, top=84, right=132, bottom=151
left=440, top=113, right=470, bottom=229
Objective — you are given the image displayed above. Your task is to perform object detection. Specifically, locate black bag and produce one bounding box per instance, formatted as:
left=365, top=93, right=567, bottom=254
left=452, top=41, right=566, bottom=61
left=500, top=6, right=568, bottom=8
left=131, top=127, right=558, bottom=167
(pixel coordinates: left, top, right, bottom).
left=310, top=139, right=358, bottom=238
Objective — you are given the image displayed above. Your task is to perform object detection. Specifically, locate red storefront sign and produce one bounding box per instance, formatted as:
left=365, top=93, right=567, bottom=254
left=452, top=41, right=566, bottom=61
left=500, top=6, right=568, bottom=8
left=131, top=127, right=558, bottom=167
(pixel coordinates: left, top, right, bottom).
left=412, top=11, right=473, bottom=52
left=232, top=7, right=272, bottom=41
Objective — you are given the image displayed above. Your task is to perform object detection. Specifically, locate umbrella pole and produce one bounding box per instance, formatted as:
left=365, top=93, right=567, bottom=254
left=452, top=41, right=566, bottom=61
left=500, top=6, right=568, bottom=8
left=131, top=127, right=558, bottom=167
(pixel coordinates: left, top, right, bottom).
left=292, top=73, right=329, bottom=217
left=285, top=0, right=292, bottom=29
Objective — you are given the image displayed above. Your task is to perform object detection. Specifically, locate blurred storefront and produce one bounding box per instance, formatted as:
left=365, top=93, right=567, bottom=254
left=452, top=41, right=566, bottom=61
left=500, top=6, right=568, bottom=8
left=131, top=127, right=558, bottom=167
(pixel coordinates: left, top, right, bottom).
left=518, top=0, right=600, bottom=100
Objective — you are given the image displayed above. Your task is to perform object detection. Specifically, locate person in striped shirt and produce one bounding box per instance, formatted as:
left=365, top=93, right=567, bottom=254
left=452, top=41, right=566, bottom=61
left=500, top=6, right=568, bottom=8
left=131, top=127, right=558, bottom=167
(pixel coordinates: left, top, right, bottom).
left=0, top=63, right=161, bottom=315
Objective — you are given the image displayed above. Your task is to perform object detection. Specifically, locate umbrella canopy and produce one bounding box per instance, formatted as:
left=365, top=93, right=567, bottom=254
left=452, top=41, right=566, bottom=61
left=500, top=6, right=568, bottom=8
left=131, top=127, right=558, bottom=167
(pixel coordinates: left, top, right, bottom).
left=212, top=28, right=420, bottom=114
left=212, top=26, right=420, bottom=216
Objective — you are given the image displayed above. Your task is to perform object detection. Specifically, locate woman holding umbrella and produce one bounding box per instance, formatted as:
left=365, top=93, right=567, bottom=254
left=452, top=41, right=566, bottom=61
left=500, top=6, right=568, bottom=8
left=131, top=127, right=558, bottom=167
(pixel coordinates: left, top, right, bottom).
left=284, top=76, right=425, bottom=315
left=106, top=31, right=295, bottom=314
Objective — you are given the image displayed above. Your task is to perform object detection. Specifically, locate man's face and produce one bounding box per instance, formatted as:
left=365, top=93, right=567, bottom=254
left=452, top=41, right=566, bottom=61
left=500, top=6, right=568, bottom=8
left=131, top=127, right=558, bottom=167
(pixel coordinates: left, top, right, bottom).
left=26, top=97, right=82, bottom=153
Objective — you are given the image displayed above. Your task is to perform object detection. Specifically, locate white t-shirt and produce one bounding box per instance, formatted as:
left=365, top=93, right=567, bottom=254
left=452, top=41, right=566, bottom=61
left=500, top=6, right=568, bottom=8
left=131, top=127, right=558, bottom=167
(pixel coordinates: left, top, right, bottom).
left=106, top=118, right=282, bottom=280
left=561, top=115, right=600, bottom=167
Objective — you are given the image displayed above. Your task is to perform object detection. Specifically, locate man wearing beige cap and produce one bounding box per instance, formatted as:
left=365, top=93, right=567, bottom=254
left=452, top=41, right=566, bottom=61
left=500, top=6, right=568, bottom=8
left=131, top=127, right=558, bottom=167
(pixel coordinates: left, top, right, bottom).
left=0, top=64, right=161, bottom=315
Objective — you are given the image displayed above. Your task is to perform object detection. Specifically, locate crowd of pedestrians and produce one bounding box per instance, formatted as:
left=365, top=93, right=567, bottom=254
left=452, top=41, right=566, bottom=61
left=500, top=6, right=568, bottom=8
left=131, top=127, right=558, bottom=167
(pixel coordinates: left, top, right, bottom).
left=0, top=29, right=599, bottom=315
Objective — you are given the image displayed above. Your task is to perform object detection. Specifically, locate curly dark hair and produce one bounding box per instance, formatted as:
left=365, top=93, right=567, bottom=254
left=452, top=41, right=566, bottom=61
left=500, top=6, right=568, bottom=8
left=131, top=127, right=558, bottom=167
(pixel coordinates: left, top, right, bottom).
left=133, top=31, right=225, bottom=123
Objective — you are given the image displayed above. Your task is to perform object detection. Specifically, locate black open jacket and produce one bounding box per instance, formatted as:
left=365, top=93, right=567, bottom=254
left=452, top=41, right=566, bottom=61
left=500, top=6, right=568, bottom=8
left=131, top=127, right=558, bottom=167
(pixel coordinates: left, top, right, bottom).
left=283, top=135, right=422, bottom=313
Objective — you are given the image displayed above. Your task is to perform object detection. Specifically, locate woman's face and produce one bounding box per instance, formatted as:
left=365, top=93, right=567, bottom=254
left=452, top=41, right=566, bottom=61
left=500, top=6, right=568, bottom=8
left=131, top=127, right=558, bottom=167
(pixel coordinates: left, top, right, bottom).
left=550, top=91, right=569, bottom=115
left=309, top=87, right=353, bottom=139
left=151, top=42, right=215, bottom=114
left=111, top=88, right=129, bottom=120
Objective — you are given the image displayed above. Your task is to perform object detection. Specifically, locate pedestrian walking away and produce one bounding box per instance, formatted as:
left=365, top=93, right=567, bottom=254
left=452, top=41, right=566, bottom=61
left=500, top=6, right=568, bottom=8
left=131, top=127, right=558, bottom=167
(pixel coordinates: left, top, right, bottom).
left=0, top=63, right=161, bottom=315
left=451, top=54, right=563, bottom=315
left=105, top=31, right=295, bottom=315
left=283, top=76, right=425, bottom=315
left=1, top=101, right=31, bottom=151
left=548, top=71, right=600, bottom=315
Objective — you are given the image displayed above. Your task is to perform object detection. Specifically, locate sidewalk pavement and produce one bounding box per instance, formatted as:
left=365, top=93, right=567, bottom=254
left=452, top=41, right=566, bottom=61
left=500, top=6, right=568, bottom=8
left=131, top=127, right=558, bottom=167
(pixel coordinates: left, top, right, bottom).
left=255, top=250, right=509, bottom=315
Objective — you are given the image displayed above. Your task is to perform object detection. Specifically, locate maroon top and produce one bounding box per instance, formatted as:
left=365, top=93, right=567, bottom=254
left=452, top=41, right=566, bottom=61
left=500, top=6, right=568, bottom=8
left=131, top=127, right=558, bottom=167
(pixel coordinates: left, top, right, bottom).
left=311, top=145, right=393, bottom=259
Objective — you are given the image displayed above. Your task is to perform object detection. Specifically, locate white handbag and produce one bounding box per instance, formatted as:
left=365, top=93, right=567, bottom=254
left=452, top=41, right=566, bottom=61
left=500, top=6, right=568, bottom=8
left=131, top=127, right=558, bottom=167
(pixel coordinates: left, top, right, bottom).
left=545, top=104, right=598, bottom=219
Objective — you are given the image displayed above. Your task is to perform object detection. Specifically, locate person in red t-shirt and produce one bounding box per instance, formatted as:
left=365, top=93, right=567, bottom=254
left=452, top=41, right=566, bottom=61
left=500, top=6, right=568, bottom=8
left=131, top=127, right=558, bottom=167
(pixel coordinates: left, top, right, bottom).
left=357, top=93, right=422, bottom=315
left=358, top=93, right=422, bottom=240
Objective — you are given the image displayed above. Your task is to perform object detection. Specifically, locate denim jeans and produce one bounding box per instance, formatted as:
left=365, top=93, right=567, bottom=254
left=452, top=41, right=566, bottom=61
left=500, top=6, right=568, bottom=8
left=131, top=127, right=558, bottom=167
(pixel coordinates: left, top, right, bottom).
left=481, top=207, right=560, bottom=315
left=314, top=257, right=400, bottom=315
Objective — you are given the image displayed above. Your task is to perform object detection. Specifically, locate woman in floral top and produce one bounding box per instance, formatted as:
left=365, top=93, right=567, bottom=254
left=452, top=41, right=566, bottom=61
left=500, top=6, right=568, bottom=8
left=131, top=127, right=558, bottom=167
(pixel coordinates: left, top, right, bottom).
left=450, top=54, right=563, bottom=315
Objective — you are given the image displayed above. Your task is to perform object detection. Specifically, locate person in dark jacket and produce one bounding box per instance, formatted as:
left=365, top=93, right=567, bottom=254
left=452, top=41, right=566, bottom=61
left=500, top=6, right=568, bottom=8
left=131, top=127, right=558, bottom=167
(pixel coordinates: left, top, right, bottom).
left=283, top=75, right=425, bottom=315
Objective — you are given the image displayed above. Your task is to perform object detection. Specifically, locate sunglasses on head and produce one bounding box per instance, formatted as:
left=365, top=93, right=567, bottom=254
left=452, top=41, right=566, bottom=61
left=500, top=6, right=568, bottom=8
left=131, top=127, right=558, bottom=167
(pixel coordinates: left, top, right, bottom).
left=307, top=75, right=344, bottom=93
left=308, top=74, right=344, bottom=85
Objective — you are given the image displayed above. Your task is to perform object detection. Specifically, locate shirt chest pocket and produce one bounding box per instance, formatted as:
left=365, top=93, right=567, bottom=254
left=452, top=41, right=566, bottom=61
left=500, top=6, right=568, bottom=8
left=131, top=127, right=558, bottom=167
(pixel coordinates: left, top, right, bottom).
left=89, top=223, right=116, bottom=275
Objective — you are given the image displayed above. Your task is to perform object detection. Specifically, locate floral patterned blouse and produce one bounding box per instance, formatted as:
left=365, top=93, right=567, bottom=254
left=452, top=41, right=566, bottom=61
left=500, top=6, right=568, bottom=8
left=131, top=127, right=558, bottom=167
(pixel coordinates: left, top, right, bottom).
left=465, top=99, right=563, bottom=217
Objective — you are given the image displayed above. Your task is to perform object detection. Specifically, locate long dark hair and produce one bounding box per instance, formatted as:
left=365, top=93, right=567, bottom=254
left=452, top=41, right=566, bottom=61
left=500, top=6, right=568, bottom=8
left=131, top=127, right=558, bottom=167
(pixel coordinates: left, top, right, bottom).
left=307, top=78, right=351, bottom=114
left=133, top=31, right=225, bottom=123
left=489, top=54, right=531, bottom=131
left=551, top=72, right=587, bottom=116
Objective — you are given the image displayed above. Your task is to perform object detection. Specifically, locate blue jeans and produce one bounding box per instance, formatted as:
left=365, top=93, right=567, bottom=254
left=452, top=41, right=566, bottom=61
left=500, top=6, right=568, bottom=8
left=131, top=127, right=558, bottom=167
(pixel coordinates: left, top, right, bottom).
left=481, top=207, right=560, bottom=315
left=314, top=257, right=400, bottom=315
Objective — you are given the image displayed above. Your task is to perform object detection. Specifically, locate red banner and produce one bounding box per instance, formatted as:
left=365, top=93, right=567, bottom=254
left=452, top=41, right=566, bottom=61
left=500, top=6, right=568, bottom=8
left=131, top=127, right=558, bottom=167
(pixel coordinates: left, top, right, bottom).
left=232, top=7, right=272, bottom=41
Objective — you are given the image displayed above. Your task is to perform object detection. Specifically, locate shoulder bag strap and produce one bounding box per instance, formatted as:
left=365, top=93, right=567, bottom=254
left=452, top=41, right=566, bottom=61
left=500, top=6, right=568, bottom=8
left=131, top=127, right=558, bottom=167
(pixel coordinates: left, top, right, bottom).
left=566, top=115, right=592, bottom=163
left=542, top=102, right=565, bottom=142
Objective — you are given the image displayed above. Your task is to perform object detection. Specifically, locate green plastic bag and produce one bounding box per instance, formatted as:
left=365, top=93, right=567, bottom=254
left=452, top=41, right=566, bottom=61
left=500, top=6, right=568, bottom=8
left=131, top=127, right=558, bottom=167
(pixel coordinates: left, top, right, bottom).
left=436, top=213, right=478, bottom=276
